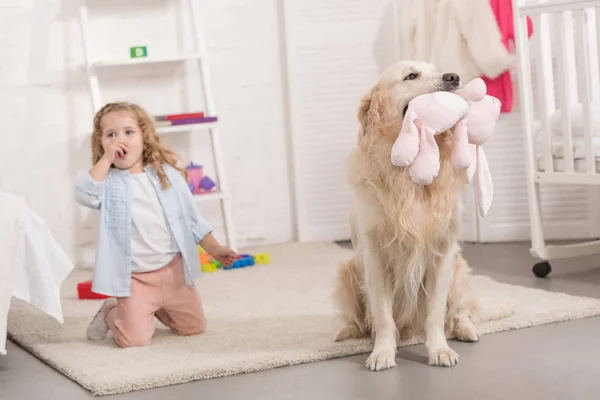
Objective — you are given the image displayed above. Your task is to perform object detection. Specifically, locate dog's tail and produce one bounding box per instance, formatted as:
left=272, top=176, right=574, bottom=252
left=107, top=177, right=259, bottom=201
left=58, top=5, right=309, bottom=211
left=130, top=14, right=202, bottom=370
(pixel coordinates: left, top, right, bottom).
left=333, top=257, right=370, bottom=341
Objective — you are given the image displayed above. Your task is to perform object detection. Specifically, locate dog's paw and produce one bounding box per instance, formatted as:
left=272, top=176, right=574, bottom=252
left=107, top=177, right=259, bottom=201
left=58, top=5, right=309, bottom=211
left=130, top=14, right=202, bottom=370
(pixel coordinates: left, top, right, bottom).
left=366, top=348, right=396, bottom=371
left=453, top=320, right=479, bottom=343
left=334, top=325, right=362, bottom=342
left=428, top=346, right=459, bottom=367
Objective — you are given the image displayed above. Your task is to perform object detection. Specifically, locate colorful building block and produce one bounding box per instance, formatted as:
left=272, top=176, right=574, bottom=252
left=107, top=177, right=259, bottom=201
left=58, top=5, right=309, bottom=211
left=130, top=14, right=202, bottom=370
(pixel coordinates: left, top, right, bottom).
left=197, top=247, right=270, bottom=272
left=200, top=253, right=212, bottom=265
left=202, top=264, right=217, bottom=273
left=130, top=46, right=148, bottom=58
left=225, top=254, right=255, bottom=270
left=77, top=280, right=110, bottom=300
left=254, top=253, right=270, bottom=264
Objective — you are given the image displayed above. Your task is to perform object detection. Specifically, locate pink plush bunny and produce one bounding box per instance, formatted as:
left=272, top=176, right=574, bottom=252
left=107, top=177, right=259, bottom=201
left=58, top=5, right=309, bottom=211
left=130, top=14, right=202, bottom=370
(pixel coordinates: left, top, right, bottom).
left=390, top=78, right=500, bottom=217
left=390, top=91, right=470, bottom=185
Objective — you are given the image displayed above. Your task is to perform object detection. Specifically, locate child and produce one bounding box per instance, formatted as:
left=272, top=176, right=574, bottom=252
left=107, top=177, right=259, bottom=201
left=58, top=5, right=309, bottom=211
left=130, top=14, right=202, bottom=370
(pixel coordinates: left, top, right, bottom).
left=75, top=101, right=238, bottom=348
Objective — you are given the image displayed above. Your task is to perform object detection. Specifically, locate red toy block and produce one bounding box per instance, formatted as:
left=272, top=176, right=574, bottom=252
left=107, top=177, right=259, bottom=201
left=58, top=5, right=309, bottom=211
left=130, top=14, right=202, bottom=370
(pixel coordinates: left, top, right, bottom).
left=77, top=280, right=110, bottom=300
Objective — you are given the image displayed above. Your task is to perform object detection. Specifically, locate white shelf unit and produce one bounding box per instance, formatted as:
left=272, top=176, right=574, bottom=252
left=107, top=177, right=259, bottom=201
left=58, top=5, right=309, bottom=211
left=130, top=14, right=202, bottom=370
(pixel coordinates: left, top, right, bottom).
left=89, top=54, right=203, bottom=69
left=76, top=0, right=237, bottom=250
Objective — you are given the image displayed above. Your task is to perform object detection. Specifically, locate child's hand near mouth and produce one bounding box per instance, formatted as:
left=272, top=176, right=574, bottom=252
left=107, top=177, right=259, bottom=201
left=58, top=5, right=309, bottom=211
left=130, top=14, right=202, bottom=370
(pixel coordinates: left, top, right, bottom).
left=104, top=140, right=129, bottom=162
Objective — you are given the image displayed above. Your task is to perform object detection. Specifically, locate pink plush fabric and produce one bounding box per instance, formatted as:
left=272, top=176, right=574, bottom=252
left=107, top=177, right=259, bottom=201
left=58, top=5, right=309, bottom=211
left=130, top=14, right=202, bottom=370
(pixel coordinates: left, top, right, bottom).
left=461, top=94, right=501, bottom=217
left=390, top=78, right=501, bottom=217
left=391, top=91, right=470, bottom=184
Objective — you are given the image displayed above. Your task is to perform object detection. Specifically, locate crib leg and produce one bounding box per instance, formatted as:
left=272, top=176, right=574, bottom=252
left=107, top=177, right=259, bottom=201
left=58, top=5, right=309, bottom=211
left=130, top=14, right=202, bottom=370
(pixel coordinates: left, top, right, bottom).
left=528, top=183, right=547, bottom=258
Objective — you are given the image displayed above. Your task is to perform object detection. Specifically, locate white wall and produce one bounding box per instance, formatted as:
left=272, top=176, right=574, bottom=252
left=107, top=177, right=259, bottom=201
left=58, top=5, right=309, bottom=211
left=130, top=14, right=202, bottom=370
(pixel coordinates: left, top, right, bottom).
left=0, top=0, right=295, bottom=266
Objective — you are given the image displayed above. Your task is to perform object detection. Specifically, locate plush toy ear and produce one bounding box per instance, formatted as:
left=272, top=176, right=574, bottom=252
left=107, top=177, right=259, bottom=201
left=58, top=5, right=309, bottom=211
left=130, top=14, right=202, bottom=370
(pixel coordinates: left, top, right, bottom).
left=391, top=108, right=421, bottom=167
left=454, top=78, right=486, bottom=102
left=475, top=146, right=493, bottom=217
left=466, top=144, right=477, bottom=183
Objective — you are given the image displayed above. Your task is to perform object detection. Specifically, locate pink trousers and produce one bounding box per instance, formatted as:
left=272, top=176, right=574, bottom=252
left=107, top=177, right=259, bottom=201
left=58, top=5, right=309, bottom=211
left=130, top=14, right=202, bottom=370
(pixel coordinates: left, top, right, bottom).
left=104, top=254, right=206, bottom=348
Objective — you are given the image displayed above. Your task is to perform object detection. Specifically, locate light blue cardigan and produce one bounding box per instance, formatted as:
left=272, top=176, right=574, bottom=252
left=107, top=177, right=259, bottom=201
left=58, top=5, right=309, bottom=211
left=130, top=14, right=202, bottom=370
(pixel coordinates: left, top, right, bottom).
left=74, top=165, right=212, bottom=297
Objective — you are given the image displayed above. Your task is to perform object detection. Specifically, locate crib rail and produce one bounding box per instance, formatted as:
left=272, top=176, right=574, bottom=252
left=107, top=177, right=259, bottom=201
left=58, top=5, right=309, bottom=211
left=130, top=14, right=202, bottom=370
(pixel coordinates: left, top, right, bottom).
left=517, top=0, right=600, bottom=183
left=521, top=0, right=600, bottom=15
left=514, top=0, right=600, bottom=264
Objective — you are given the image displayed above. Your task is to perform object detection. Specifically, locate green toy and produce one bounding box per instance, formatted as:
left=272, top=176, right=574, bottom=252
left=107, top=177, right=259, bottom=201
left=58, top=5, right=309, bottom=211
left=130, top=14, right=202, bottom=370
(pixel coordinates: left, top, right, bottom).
left=130, top=46, right=147, bottom=58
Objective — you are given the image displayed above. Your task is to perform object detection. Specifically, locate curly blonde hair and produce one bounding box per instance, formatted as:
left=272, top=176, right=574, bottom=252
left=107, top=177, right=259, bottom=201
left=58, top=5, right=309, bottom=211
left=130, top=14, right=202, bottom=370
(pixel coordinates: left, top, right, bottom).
left=91, top=102, right=188, bottom=189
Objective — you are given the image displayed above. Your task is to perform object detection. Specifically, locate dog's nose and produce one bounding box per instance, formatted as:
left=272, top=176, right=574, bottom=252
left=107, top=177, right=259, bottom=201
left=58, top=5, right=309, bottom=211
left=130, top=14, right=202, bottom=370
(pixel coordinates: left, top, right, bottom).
left=442, top=73, right=460, bottom=84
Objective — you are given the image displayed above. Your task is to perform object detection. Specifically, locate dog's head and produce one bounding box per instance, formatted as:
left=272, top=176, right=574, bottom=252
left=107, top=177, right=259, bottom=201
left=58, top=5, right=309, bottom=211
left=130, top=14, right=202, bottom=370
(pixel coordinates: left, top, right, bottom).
left=357, top=61, right=461, bottom=148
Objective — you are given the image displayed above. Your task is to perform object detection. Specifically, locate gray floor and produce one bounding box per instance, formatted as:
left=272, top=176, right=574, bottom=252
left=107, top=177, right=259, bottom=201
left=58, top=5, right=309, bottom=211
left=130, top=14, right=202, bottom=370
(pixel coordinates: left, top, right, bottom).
left=2, top=241, right=600, bottom=400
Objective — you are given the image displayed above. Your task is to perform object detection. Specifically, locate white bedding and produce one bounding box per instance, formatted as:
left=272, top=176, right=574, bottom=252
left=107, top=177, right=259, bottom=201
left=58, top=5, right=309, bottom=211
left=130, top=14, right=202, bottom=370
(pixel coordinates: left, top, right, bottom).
left=0, top=192, right=74, bottom=355
left=535, top=102, right=600, bottom=172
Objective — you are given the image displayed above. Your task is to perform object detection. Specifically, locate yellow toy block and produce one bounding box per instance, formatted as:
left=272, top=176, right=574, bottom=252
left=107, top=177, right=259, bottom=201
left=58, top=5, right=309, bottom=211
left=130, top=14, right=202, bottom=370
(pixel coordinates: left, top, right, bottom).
left=198, top=245, right=205, bottom=254
left=254, top=253, right=270, bottom=264
left=202, top=263, right=217, bottom=273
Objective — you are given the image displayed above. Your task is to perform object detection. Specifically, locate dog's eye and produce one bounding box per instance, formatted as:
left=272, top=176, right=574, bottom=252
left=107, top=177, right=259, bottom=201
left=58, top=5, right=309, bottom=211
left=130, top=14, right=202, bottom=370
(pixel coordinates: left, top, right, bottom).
left=404, top=73, right=418, bottom=81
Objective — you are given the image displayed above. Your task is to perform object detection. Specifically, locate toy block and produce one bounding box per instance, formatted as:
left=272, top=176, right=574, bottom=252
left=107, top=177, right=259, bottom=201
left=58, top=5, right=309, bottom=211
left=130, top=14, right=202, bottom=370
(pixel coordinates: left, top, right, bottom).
left=246, top=254, right=255, bottom=266
left=211, top=259, right=222, bottom=268
left=77, top=280, right=110, bottom=300
left=254, top=253, right=270, bottom=264
left=197, top=245, right=205, bottom=254
left=130, top=46, right=147, bottom=58
left=200, top=253, right=212, bottom=265
left=202, top=264, right=217, bottom=273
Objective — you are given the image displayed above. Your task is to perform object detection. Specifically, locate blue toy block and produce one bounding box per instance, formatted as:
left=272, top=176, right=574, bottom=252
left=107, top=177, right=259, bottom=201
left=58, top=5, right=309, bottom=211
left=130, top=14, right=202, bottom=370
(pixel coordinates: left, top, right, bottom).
left=226, top=254, right=255, bottom=270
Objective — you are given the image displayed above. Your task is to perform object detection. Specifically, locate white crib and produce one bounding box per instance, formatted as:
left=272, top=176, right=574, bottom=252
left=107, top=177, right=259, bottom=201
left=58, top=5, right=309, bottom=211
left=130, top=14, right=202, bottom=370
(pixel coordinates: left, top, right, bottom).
left=513, top=0, right=600, bottom=277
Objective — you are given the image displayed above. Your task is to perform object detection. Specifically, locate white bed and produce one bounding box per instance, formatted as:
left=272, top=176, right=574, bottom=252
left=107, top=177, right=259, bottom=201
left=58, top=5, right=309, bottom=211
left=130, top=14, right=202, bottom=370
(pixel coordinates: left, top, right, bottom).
left=0, top=192, right=74, bottom=355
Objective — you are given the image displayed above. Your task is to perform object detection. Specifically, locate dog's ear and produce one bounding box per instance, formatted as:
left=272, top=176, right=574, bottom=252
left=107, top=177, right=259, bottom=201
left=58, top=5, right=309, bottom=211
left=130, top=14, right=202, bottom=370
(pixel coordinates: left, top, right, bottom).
left=358, top=84, right=386, bottom=135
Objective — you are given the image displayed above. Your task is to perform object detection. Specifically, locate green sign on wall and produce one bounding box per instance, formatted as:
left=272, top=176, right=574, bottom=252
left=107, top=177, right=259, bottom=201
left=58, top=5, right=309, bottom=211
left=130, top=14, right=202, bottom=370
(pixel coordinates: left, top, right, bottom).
left=130, top=46, right=148, bottom=58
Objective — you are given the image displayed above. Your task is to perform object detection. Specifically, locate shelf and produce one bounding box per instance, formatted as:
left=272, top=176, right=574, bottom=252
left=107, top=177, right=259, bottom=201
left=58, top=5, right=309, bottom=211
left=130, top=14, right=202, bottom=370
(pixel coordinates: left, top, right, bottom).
left=156, top=121, right=217, bottom=134
left=193, top=191, right=225, bottom=202
left=89, top=53, right=202, bottom=69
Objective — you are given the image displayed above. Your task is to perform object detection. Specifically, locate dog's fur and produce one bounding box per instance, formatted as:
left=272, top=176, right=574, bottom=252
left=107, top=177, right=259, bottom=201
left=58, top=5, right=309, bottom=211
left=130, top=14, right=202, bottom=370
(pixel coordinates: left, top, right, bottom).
left=333, top=61, right=482, bottom=371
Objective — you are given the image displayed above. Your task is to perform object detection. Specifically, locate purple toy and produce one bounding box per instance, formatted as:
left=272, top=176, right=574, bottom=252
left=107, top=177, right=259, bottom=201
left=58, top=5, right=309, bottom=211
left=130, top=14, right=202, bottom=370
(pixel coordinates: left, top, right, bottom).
left=171, top=116, right=218, bottom=126
left=199, top=176, right=216, bottom=192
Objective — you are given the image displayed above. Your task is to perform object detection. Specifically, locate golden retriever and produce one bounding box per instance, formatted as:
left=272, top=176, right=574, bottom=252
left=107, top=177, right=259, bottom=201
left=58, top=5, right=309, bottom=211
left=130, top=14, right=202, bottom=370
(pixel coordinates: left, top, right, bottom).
left=333, top=61, right=483, bottom=371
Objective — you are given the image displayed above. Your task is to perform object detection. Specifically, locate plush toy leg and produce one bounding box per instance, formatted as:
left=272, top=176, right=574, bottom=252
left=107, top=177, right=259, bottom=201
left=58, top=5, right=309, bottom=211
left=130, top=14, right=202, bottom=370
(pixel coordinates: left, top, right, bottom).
left=451, top=119, right=472, bottom=170
left=475, top=146, right=493, bottom=217
left=409, top=126, right=440, bottom=185
left=391, top=109, right=421, bottom=167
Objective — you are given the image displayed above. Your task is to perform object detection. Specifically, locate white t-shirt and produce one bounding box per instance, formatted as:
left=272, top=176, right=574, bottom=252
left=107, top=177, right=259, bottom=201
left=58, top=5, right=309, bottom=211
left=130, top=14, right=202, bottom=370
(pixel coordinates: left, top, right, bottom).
left=130, top=172, right=179, bottom=273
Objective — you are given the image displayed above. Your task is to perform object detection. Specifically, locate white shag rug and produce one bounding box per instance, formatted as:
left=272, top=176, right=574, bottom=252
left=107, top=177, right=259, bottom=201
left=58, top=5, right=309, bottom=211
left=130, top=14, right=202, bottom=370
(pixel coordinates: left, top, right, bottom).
left=7, top=242, right=600, bottom=396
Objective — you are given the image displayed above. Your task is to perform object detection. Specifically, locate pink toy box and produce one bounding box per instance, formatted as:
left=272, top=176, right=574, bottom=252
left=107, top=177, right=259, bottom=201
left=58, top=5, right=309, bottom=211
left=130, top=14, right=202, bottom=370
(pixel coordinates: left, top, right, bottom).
left=186, top=162, right=203, bottom=194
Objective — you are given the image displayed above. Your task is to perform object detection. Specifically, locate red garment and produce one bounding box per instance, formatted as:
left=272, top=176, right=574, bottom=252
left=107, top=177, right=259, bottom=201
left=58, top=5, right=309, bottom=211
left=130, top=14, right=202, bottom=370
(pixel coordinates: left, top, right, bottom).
left=482, top=0, right=533, bottom=113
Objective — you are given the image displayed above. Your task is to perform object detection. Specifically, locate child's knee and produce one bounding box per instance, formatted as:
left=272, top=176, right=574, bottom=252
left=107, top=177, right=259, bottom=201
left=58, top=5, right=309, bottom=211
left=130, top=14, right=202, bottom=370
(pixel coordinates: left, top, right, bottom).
left=115, top=330, right=153, bottom=348
left=179, top=317, right=206, bottom=336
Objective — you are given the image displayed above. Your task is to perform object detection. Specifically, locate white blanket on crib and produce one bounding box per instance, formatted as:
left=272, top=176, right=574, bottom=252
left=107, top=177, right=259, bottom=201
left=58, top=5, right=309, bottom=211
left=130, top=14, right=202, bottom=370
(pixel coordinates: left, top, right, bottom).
left=536, top=101, right=600, bottom=159
left=0, top=192, right=74, bottom=355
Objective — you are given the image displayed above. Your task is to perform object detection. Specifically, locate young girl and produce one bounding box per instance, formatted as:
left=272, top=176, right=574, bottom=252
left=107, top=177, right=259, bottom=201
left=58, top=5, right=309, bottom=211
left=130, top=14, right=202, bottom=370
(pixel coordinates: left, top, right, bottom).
left=75, top=101, right=238, bottom=348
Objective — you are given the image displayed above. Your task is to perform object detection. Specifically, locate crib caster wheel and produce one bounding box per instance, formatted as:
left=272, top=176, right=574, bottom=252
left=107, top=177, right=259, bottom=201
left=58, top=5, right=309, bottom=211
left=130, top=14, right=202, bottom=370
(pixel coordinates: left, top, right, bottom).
left=533, top=261, right=552, bottom=278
